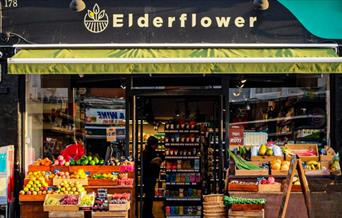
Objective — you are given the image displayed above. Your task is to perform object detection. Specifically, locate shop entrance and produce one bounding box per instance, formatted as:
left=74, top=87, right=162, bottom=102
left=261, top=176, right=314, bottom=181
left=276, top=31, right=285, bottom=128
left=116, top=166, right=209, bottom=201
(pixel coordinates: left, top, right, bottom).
left=132, top=90, right=226, bottom=218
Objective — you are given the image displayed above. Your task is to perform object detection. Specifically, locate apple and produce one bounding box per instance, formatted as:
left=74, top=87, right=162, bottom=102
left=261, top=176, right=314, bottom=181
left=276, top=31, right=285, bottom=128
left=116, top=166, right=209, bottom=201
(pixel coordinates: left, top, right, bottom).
left=27, top=191, right=32, bottom=195
left=19, top=190, right=25, bottom=195
left=54, top=160, right=60, bottom=165
left=58, top=155, right=64, bottom=161
left=65, top=162, right=70, bottom=167
left=42, top=191, right=47, bottom=195
left=32, top=191, right=37, bottom=195
left=38, top=191, right=42, bottom=195
left=59, top=160, right=66, bottom=166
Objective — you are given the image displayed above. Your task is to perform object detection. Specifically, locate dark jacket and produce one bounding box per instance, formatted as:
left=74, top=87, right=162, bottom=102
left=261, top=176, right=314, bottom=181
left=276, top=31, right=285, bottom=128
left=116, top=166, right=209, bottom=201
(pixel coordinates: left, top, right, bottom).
left=142, top=146, right=164, bottom=183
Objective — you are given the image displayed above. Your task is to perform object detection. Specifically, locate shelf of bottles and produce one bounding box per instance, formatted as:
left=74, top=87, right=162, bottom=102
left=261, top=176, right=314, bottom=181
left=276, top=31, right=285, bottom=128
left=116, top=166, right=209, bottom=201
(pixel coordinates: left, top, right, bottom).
left=164, top=121, right=202, bottom=218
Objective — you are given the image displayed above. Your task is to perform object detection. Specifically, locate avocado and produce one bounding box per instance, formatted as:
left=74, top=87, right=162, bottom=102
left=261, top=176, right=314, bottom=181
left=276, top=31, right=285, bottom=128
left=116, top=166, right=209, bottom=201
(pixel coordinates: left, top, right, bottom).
left=93, top=157, right=99, bottom=165
left=90, top=160, right=96, bottom=166
left=88, top=156, right=93, bottom=161
left=76, top=159, right=81, bottom=165
left=99, top=159, right=105, bottom=165
left=258, top=144, right=267, bottom=156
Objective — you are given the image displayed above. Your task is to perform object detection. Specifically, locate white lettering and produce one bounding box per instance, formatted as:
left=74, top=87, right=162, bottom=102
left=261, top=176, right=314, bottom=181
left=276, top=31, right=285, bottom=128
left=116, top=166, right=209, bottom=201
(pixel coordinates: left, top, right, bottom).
left=168, top=17, right=176, bottom=27
left=179, top=13, right=187, bottom=28
left=235, top=16, right=245, bottom=28
left=137, top=13, right=149, bottom=28
left=153, top=17, right=163, bottom=28
left=128, top=13, right=133, bottom=27
left=249, top=16, right=257, bottom=27
left=215, top=17, right=231, bottom=27
left=200, top=17, right=212, bottom=28
left=192, top=14, right=197, bottom=27
left=113, top=14, right=124, bottom=27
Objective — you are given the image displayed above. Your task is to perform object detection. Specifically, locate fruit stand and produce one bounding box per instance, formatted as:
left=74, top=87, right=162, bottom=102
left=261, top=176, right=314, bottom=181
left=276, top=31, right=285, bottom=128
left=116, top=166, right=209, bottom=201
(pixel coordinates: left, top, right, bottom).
left=19, top=156, right=135, bottom=218
left=226, top=144, right=341, bottom=217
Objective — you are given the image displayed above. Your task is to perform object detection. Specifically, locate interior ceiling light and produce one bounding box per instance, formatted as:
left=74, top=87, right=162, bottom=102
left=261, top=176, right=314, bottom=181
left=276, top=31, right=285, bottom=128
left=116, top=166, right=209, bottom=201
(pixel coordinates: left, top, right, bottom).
left=253, top=0, right=269, bottom=11
left=69, top=0, right=86, bottom=12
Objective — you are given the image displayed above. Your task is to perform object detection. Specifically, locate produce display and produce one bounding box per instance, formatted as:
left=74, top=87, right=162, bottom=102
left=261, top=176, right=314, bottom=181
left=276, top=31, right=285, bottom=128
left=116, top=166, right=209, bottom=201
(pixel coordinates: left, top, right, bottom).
left=79, top=193, right=95, bottom=207
left=92, top=173, right=119, bottom=180
left=258, top=176, right=275, bottom=185
left=25, top=171, right=54, bottom=180
left=228, top=150, right=262, bottom=170
left=53, top=155, right=69, bottom=166
left=55, top=181, right=86, bottom=195
left=33, top=158, right=53, bottom=167
left=75, top=155, right=105, bottom=166
left=283, top=146, right=317, bottom=157
left=229, top=180, right=257, bottom=185
left=109, top=193, right=131, bottom=204
left=271, top=160, right=290, bottom=171
left=224, top=196, right=266, bottom=206
left=105, top=157, right=133, bottom=167
left=93, top=189, right=109, bottom=211
left=60, top=195, right=79, bottom=205
left=305, top=160, right=321, bottom=170
left=20, top=177, right=50, bottom=195
left=44, top=196, right=61, bottom=206
left=292, top=176, right=301, bottom=186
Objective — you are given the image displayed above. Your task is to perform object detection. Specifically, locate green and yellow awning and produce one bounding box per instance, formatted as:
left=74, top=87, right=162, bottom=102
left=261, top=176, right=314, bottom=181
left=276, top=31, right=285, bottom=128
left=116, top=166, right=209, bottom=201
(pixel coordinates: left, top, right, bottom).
left=7, top=47, right=342, bottom=74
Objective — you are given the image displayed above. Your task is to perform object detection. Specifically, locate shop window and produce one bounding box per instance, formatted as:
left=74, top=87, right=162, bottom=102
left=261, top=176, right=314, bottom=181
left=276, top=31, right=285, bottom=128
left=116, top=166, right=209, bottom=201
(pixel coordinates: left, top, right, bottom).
left=24, top=75, right=126, bottom=172
left=228, top=75, right=330, bottom=148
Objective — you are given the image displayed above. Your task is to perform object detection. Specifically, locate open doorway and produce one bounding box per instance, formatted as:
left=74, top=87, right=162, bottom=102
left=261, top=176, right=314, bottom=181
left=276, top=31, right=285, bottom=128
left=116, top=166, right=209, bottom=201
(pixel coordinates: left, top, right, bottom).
left=133, top=94, right=224, bottom=218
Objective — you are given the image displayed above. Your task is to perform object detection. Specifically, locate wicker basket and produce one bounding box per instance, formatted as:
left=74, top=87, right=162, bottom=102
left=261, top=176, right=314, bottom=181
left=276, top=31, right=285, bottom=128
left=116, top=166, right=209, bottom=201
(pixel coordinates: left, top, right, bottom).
left=203, top=194, right=224, bottom=202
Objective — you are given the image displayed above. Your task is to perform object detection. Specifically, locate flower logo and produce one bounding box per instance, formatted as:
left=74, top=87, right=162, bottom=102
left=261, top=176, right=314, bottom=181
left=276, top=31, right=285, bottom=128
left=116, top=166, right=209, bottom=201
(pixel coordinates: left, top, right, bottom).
left=84, top=4, right=109, bottom=33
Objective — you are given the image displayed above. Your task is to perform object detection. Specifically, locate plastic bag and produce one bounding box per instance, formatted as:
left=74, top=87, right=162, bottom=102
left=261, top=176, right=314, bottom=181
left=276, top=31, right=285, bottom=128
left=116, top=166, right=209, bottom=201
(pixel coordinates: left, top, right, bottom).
left=60, top=143, right=85, bottom=162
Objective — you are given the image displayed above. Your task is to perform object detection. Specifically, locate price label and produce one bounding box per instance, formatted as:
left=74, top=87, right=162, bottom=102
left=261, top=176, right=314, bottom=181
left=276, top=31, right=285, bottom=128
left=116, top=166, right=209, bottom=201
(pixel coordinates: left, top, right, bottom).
left=106, top=127, right=117, bottom=142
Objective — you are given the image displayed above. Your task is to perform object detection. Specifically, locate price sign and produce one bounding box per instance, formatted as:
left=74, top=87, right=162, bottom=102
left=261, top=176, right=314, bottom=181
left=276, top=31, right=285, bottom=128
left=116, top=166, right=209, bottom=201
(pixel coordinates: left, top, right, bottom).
left=229, top=126, right=244, bottom=145
left=106, top=127, right=117, bottom=142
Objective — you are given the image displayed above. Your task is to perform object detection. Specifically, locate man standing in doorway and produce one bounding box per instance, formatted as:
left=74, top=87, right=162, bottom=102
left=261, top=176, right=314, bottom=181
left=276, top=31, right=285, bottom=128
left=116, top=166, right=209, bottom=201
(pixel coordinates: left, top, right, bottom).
left=142, top=136, right=164, bottom=218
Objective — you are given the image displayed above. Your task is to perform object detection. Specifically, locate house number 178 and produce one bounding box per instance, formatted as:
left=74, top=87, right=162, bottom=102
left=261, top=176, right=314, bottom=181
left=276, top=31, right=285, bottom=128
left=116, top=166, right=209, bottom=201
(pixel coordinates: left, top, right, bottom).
left=4, top=0, right=18, bottom=8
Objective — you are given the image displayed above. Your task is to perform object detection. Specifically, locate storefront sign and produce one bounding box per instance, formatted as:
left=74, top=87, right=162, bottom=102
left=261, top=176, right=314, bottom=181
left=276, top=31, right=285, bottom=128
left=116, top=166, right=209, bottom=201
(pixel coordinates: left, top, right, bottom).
left=2, top=0, right=321, bottom=44
left=85, top=108, right=125, bottom=125
left=229, top=126, right=244, bottom=145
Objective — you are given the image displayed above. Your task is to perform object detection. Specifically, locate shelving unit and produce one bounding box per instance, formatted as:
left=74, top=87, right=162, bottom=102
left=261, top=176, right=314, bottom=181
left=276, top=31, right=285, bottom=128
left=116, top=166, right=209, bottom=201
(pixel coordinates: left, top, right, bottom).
left=164, top=123, right=203, bottom=218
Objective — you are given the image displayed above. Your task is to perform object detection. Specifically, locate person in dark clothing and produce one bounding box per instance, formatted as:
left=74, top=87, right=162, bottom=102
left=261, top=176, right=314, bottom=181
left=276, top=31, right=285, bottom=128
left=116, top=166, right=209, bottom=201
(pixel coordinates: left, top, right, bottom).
left=142, top=136, right=164, bottom=218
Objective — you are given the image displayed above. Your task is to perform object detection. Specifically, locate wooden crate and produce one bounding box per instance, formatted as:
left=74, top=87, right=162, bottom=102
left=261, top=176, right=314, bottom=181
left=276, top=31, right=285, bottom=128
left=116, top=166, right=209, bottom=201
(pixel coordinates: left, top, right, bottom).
left=109, top=202, right=130, bottom=211
left=270, top=169, right=289, bottom=176
left=43, top=194, right=79, bottom=212
left=235, top=167, right=268, bottom=176
left=258, top=182, right=281, bottom=193
left=53, top=178, right=88, bottom=186
left=28, top=165, right=51, bottom=172
left=285, top=144, right=319, bottom=162
left=51, top=166, right=70, bottom=172
left=92, top=211, right=128, bottom=218
left=228, top=209, right=264, bottom=218
left=48, top=211, right=84, bottom=218
left=228, top=183, right=258, bottom=192
left=304, top=161, right=330, bottom=176
left=251, top=155, right=283, bottom=162
left=19, top=194, right=46, bottom=202
left=320, top=155, right=334, bottom=161
left=70, top=166, right=121, bottom=173
left=88, top=179, right=119, bottom=186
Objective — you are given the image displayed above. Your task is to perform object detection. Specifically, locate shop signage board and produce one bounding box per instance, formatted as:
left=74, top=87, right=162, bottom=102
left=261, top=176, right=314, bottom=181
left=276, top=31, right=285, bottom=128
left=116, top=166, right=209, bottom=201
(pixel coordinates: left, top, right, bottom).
left=2, top=0, right=322, bottom=44
left=85, top=108, right=125, bottom=125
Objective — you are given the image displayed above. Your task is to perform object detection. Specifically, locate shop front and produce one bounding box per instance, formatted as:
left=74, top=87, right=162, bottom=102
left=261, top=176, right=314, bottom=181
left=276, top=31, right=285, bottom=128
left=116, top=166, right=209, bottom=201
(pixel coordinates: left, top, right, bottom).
left=1, top=0, right=342, bottom=218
